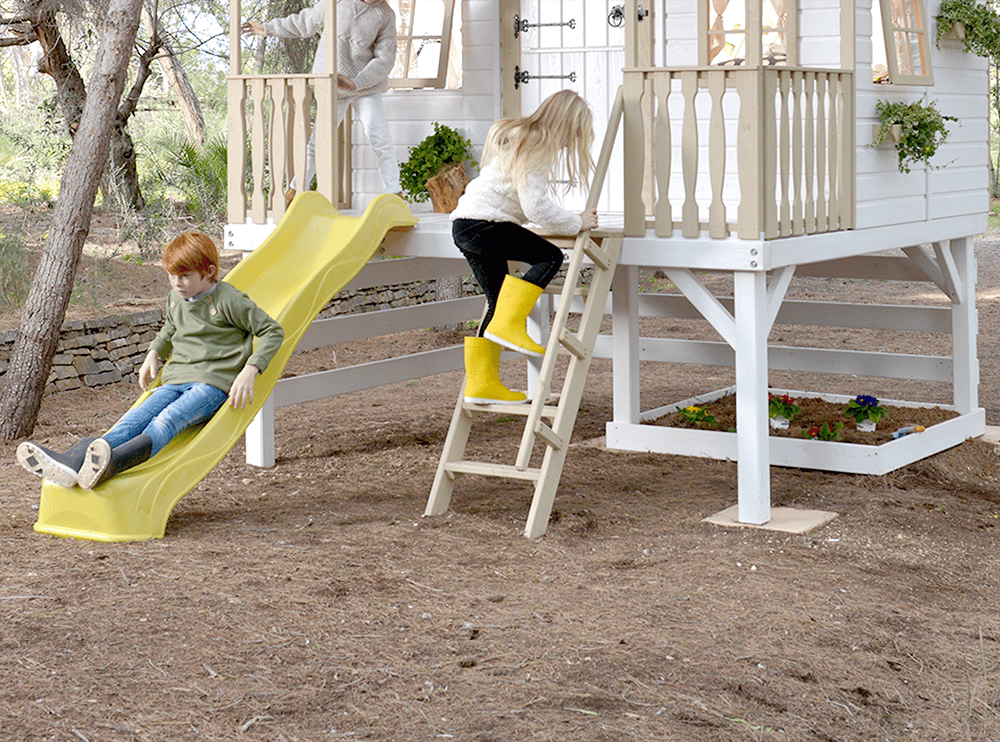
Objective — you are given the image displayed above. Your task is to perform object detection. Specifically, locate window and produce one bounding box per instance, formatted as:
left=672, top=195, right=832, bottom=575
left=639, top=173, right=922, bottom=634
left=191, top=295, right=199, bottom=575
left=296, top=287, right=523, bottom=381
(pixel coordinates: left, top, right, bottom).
left=873, top=0, right=933, bottom=85
left=388, top=0, right=461, bottom=89
left=702, top=0, right=796, bottom=67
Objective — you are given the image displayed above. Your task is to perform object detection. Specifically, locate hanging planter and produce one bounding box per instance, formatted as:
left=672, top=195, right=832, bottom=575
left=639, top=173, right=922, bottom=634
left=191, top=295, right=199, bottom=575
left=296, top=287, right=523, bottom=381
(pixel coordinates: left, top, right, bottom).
left=870, top=99, right=957, bottom=174
left=936, top=0, right=1000, bottom=57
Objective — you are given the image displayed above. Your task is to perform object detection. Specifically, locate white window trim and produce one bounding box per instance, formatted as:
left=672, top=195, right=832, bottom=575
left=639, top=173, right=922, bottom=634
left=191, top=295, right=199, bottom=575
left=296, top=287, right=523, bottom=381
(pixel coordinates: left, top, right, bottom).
left=878, top=0, right=934, bottom=85
left=388, top=0, right=457, bottom=89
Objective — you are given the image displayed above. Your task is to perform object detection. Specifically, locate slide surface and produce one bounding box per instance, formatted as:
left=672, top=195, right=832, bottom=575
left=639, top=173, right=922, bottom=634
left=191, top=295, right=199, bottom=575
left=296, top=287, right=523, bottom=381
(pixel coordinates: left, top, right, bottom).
left=35, top=192, right=417, bottom=542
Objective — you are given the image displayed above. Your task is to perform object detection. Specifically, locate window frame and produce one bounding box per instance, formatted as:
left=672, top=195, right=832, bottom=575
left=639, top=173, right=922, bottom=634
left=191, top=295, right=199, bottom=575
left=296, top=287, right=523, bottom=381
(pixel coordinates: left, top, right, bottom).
left=877, top=0, right=934, bottom=85
left=388, top=0, right=458, bottom=89
left=699, top=0, right=798, bottom=67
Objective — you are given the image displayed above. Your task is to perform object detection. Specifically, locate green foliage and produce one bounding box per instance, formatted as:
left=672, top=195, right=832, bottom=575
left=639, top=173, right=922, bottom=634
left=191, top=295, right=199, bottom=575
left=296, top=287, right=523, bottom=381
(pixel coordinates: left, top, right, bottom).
left=803, top=422, right=843, bottom=441
left=871, top=99, right=957, bottom=173
left=767, top=394, right=801, bottom=422
left=0, top=230, right=31, bottom=313
left=844, top=394, right=888, bottom=424
left=166, top=135, right=228, bottom=222
left=936, top=0, right=1000, bottom=58
left=678, top=405, right=717, bottom=428
left=399, top=123, right=478, bottom=202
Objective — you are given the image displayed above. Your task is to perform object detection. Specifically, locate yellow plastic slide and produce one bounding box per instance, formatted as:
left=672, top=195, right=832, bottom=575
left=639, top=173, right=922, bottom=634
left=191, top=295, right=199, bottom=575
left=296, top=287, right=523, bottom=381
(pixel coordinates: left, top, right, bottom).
left=34, top=192, right=417, bottom=542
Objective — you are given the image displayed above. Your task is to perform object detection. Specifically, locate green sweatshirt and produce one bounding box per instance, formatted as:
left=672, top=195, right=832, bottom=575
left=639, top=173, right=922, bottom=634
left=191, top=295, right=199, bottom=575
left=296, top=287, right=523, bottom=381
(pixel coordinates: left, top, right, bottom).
left=150, top=281, right=285, bottom=393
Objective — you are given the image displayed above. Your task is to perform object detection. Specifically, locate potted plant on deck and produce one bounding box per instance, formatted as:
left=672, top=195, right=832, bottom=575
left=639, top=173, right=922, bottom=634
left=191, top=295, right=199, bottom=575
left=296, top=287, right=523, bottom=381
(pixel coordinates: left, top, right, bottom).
left=870, top=99, right=957, bottom=174
left=399, top=123, right=479, bottom=213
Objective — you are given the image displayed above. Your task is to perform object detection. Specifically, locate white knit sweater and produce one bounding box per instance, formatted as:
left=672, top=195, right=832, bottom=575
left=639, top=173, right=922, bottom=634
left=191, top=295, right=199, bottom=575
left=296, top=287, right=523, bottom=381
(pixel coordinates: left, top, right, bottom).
left=450, top=159, right=583, bottom=236
left=263, top=0, right=396, bottom=101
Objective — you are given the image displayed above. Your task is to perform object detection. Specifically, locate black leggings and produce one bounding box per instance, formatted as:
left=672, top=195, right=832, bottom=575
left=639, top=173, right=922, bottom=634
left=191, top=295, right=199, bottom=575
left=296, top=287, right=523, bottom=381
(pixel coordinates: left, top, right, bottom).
left=452, top=219, right=565, bottom=336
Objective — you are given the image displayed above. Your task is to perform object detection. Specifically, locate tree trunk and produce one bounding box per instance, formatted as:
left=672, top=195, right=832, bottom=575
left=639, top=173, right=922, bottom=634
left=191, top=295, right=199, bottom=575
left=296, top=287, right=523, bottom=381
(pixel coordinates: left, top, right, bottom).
left=142, top=0, right=205, bottom=145
left=31, top=2, right=86, bottom=138
left=0, top=0, right=144, bottom=441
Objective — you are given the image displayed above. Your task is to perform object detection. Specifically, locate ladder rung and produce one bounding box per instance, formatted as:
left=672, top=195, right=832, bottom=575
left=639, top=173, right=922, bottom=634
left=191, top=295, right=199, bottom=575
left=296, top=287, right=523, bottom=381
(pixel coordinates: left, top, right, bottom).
left=558, top=329, right=588, bottom=359
left=463, top=401, right=559, bottom=417
left=534, top=422, right=565, bottom=451
left=444, top=461, right=541, bottom=481
left=543, top=284, right=590, bottom=297
left=582, top=241, right=611, bottom=271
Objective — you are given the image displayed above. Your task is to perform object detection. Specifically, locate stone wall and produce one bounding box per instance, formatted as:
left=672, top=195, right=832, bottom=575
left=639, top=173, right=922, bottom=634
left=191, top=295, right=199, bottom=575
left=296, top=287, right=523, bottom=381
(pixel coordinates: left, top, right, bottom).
left=0, top=277, right=479, bottom=395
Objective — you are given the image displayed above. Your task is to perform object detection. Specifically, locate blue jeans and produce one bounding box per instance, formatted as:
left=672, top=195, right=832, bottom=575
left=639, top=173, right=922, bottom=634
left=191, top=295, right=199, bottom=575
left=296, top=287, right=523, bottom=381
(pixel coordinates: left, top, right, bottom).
left=103, top=383, right=228, bottom=457
left=452, top=219, right=564, bottom=336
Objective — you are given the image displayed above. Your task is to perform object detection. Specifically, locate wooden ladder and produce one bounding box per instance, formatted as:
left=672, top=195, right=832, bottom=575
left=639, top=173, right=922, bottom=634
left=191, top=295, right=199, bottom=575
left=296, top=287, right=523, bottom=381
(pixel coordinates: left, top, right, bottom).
left=424, top=227, right=623, bottom=537
left=424, top=87, right=626, bottom=538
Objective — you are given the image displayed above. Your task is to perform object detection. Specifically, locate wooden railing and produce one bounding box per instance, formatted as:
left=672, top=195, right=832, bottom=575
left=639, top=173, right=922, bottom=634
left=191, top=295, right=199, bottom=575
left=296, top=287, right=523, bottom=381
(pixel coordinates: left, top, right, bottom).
left=226, top=74, right=352, bottom=225
left=622, top=67, right=855, bottom=240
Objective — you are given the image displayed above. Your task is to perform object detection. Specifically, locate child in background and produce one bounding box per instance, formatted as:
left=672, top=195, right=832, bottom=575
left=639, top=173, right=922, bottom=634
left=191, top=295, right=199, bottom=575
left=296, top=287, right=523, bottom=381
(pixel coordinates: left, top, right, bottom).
left=242, top=0, right=401, bottom=201
left=16, top=231, right=285, bottom=490
left=450, top=89, right=598, bottom=404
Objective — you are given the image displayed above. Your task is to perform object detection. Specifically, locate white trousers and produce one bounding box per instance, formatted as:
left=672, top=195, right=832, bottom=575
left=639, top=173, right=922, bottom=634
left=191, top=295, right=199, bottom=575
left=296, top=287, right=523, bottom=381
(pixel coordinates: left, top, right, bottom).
left=298, top=92, right=400, bottom=194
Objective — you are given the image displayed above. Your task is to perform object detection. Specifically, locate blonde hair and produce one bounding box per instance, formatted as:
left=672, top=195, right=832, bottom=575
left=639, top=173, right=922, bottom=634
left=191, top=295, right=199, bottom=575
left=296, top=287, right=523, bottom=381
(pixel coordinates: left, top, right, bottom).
left=483, top=89, right=594, bottom=193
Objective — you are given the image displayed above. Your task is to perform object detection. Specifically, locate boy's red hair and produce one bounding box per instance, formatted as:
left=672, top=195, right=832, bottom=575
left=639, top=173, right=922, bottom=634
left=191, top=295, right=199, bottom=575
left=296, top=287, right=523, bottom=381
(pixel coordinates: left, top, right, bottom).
left=162, top=231, right=219, bottom=278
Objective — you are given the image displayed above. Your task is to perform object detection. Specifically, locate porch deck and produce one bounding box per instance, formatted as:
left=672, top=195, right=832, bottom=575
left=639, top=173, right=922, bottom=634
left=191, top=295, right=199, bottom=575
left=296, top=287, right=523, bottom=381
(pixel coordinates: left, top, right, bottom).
left=237, top=207, right=984, bottom=526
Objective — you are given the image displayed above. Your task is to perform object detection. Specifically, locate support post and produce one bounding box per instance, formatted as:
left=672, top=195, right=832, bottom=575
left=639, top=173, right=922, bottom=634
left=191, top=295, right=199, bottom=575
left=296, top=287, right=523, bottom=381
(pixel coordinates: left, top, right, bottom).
left=951, top=236, right=979, bottom=414
left=612, top=264, right=640, bottom=423
left=245, top=395, right=275, bottom=468
left=734, top=270, right=770, bottom=524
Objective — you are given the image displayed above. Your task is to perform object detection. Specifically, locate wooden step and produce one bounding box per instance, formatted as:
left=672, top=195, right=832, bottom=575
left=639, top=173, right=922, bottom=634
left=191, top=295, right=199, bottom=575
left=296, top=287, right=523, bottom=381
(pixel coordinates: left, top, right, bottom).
left=462, top=400, right=560, bottom=417
left=443, top=460, right=541, bottom=481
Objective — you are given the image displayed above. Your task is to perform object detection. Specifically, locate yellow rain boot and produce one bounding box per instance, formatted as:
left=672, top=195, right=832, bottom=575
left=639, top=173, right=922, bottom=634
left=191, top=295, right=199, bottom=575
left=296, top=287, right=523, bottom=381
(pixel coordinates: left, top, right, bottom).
left=483, top=275, right=547, bottom=357
left=463, top=337, right=527, bottom=405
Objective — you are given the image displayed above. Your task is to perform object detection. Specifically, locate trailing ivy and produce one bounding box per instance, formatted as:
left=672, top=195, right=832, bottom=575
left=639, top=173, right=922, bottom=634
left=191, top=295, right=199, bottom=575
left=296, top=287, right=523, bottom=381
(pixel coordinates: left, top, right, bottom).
left=871, top=99, right=957, bottom=173
left=936, top=0, right=1000, bottom=59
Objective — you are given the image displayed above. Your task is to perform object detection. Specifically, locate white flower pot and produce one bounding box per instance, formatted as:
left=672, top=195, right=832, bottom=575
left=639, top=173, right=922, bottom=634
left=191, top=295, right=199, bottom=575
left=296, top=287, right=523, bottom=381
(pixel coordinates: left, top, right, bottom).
left=856, top=419, right=876, bottom=432
left=769, top=416, right=789, bottom=430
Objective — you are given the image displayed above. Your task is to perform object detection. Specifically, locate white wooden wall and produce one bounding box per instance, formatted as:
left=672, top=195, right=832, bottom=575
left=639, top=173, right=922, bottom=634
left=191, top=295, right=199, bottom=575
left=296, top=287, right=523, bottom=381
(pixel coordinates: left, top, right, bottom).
left=355, top=0, right=502, bottom=210
left=372, top=0, right=989, bottom=231
left=854, top=0, right=988, bottom=231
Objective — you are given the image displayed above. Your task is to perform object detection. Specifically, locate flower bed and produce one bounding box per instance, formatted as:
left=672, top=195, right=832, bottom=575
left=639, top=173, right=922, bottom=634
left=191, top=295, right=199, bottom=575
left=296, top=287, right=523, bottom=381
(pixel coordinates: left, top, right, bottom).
left=654, top=394, right=958, bottom=445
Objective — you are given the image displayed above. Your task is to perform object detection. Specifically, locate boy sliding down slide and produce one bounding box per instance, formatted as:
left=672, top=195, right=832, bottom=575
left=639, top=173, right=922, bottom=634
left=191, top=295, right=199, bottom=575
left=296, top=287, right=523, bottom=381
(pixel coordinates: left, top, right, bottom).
left=17, top=231, right=284, bottom=490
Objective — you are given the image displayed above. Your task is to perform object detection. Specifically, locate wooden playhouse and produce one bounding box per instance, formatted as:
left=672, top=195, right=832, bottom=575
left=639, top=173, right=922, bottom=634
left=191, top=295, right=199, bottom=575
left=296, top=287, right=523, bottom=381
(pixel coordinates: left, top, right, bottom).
left=224, top=0, right=988, bottom=535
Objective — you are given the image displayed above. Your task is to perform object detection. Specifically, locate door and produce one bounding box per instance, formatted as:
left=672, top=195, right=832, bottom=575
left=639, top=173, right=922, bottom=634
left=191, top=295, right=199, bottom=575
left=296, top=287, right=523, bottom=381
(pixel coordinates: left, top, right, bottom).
left=517, top=0, right=626, bottom=213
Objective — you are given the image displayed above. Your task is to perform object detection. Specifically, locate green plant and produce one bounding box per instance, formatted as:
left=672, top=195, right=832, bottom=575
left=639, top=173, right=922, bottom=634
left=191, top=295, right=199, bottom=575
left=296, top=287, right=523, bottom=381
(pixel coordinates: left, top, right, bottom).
left=936, top=0, right=1000, bottom=58
left=399, top=122, right=478, bottom=203
left=768, top=393, right=801, bottom=421
left=678, top=405, right=717, bottom=428
left=871, top=99, right=957, bottom=173
left=803, top=422, right=843, bottom=441
left=167, top=134, right=228, bottom=220
left=844, top=394, right=888, bottom=424
left=0, top=230, right=31, bottom=313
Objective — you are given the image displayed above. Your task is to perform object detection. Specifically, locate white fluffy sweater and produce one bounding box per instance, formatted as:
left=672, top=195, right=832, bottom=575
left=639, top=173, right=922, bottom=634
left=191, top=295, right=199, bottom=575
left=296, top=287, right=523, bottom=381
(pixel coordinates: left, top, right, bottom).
left=264, top=0, right=396, bottom=101
left=450, top=159, right=583, bottom=236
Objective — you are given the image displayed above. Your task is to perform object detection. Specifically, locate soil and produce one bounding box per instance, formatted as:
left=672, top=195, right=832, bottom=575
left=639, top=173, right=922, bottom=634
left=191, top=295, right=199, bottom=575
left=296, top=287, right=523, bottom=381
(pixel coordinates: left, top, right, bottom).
left=1, top=204, right=999, bottom=741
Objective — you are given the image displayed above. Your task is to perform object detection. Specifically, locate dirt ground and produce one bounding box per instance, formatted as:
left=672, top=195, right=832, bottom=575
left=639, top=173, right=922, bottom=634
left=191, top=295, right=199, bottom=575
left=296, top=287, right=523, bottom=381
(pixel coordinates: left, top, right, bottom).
left=1, top=205, right=999, bottom=741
